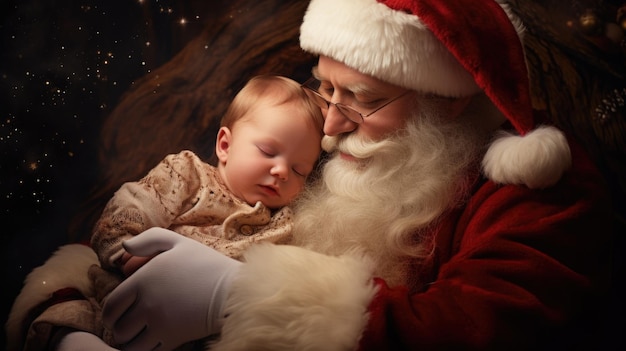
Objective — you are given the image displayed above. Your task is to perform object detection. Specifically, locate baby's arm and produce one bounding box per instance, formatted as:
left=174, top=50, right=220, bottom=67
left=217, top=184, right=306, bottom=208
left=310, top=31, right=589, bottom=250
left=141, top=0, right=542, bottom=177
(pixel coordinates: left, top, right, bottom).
left=91, top=150, right=208, bottom=271
left=118, top=251, right=155, bottom=277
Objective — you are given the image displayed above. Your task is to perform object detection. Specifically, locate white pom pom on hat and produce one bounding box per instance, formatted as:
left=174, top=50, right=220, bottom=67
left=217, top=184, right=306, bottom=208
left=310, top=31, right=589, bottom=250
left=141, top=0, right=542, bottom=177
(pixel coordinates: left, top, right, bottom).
left=300, top=0, right=571, bottom=189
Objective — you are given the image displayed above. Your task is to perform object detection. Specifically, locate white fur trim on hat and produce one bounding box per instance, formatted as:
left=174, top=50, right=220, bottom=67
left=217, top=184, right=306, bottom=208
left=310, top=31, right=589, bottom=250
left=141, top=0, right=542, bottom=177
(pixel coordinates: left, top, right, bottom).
left=482, top=126, right=572, bottom=189
left=300, top=0, right=481, bottom=96
left=210, top=243, right=378, bottom=350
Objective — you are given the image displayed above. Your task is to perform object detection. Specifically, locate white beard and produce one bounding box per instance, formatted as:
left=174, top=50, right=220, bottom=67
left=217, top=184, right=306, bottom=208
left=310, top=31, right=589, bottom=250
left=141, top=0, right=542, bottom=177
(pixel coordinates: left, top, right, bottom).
left=291, top=105, right=489, bottom=287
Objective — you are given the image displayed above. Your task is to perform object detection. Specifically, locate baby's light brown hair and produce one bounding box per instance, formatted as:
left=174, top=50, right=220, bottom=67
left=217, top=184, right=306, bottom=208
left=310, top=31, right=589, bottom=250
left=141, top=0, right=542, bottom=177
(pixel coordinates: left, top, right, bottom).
left=220, top=75, right=324, bottom=136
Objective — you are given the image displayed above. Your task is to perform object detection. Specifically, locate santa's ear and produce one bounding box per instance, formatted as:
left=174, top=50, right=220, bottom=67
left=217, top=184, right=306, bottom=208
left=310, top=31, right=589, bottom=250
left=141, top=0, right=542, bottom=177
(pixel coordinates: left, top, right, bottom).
left=215, top=127, right=232, bottom=164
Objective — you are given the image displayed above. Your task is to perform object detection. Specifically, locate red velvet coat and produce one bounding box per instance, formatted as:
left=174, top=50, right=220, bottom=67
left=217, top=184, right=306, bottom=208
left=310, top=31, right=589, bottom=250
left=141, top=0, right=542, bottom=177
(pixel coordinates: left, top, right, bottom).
left=360, top=139, right=612, bottom=350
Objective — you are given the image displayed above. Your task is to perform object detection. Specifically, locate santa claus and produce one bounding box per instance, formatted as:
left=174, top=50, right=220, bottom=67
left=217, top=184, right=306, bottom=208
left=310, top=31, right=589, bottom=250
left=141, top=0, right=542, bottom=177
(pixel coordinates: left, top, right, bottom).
left=7, top=0, right=612, bottom=350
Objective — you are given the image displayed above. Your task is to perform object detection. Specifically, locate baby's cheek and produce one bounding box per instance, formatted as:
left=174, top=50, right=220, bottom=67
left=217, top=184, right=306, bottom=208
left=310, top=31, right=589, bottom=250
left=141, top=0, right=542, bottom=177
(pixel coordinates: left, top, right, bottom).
left=289, top=181, right=306, bottom=199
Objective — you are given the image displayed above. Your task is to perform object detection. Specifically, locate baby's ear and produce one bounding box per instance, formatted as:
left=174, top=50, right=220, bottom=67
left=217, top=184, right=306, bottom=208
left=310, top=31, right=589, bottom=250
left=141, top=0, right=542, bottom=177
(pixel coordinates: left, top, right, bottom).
left=215, top=127, right=232, bottom=163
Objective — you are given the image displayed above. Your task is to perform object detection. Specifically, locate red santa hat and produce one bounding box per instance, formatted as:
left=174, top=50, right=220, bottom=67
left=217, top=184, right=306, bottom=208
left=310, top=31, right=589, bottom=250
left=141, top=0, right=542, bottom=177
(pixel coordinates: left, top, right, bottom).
left=300, top=0, right=571, bottom=189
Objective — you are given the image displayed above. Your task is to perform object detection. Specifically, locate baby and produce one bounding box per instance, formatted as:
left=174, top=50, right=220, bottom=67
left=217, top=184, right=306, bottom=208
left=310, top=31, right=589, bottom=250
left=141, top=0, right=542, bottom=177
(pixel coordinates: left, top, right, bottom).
left=17, top=75, right=324, bottom=351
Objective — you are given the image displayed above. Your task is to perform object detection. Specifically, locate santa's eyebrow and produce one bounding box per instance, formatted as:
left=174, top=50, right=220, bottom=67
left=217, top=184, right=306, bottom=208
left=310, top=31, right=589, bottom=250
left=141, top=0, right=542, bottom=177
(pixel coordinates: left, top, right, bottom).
left=311, top=67, right=378, bottom=96
left=310, top=66, right=321, bottom=80
left=311, top=67, right=326, bottom=82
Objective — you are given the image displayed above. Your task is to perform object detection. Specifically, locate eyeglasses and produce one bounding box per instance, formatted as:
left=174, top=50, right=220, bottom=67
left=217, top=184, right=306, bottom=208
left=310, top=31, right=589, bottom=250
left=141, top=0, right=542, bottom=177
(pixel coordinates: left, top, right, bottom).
left=301, top=77, right=410, bottom=124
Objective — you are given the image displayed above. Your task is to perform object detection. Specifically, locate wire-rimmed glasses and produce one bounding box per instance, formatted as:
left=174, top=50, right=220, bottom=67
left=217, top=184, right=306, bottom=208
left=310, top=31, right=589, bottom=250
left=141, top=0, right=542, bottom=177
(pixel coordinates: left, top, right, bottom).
left=301, top=77, right=410, bottom=124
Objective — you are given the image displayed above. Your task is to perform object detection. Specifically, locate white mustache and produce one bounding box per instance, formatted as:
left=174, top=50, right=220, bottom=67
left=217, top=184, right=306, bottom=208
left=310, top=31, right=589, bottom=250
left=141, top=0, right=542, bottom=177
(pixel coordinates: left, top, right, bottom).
left=322, top=135, right=392, bottom=160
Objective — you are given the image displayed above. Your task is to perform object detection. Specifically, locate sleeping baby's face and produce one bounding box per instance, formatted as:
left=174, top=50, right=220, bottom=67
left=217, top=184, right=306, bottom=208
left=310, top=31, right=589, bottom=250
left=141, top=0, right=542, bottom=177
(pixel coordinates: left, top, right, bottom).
left=215, top=99, right=321, bottom=209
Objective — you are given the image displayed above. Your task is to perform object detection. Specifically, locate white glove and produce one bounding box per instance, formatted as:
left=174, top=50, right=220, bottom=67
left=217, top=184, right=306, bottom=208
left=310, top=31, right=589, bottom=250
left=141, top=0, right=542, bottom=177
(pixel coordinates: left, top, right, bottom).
left=102, top=227, right=242, bottom=351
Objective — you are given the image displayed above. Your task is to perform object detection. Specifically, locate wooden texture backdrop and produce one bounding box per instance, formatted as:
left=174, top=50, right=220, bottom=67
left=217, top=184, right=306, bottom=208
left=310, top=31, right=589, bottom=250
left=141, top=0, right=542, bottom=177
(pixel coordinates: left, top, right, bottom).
left=511, top=0, right=625, bottom=230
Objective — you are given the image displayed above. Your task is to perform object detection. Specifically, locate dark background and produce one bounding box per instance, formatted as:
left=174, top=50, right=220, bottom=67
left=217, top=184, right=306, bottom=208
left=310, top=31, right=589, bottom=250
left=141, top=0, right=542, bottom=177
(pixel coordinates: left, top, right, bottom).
left=1, top=0, right=625, bottom=350
left=1, top=0, right=214, bottom=347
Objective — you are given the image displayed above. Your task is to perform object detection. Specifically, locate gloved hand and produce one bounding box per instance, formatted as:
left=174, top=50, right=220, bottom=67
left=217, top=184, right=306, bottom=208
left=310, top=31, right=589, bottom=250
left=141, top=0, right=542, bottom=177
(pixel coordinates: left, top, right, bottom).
left=102, top=227, right=242, bottom=351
